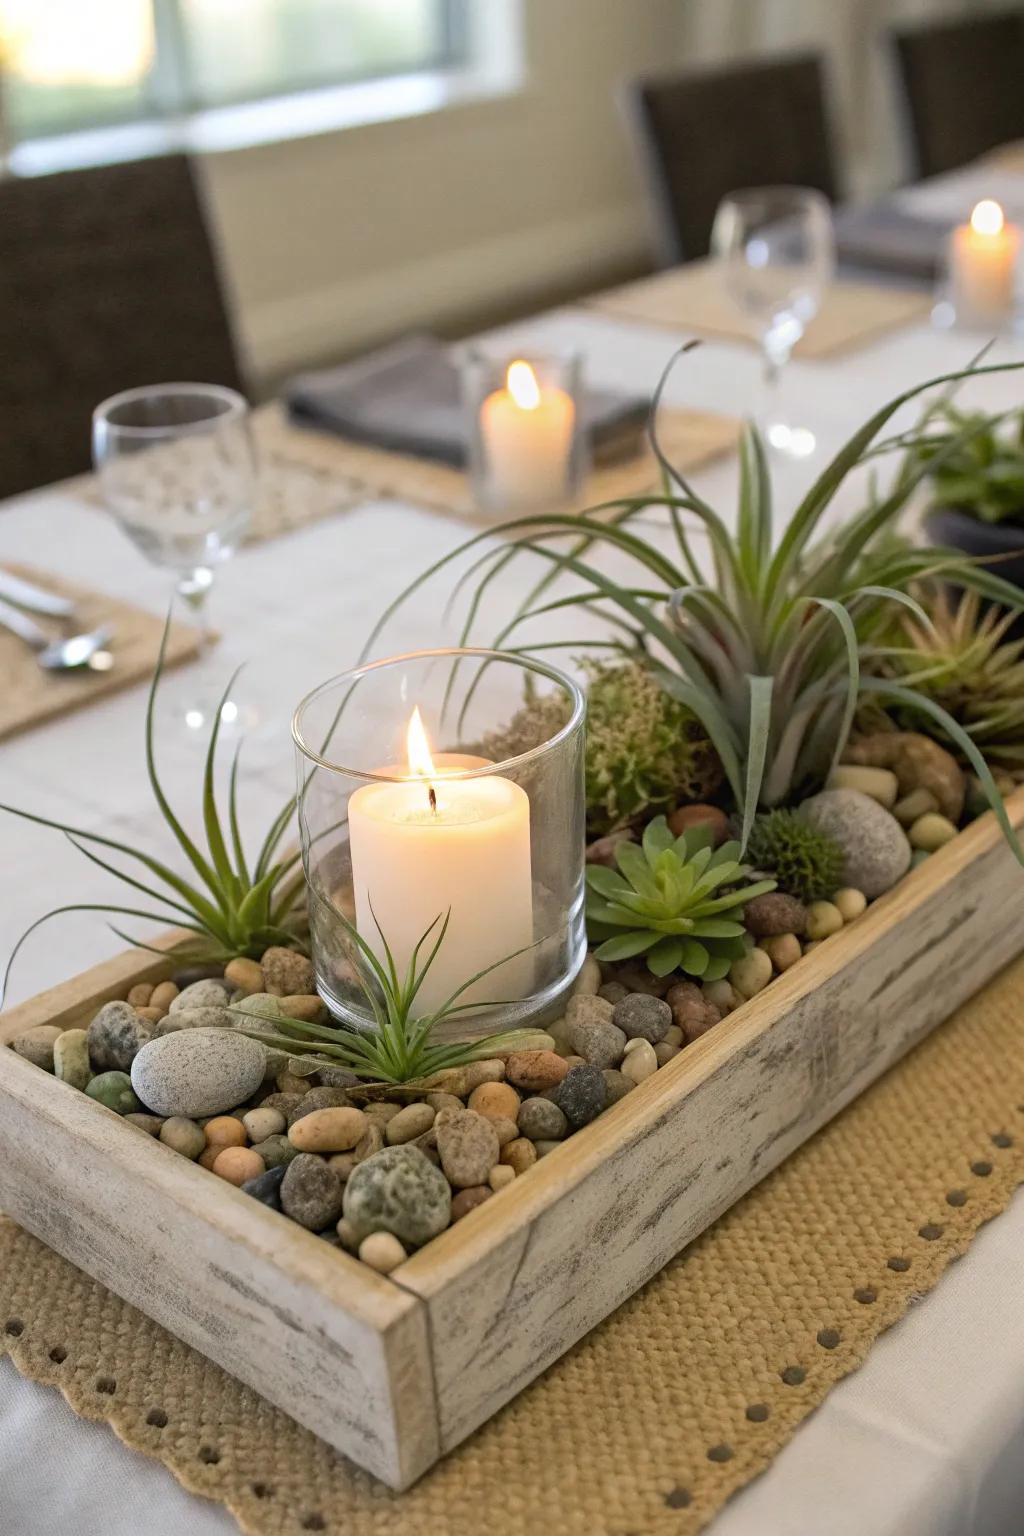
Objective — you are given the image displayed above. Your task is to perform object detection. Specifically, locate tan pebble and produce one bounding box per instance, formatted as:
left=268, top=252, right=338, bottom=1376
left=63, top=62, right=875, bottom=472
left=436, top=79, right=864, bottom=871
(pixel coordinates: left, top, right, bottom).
left=358, top=1232, right=407, bottom=1273
left=805, top=901, right=844, bottom=940
left=467, top=1081, right=521, bottom=1121
left=667, top=803, right=730, bottom=844
left=450, top=1186, right=493, bottom=1221
left=149, top=980, right=179, bottom=1012
left=386, top=1103, right=436, bottom=1145
left=11, top=1024, right=63, bottom=1069
left=198, top=1145, right=221, bottom=1171
left=432, top=1105, right=465, bottom=1131
left=621, top=1039, right=658, bottom=1085
left=489, top=1164, right=516, bottom=1191
left=729, top=947, right=774, bottom=998
left=893, top=787, right=939, bottom=827
left=124, top=1113, right=164, bottom=1135
left=204, top=1116, right=247, bottom=1149
left=465, top=1058, right=506, bottom=1090
left=135, top=1005, right=164, bottom=1024
left=290, top=1106, right=367, bottom=1153
left=504, top=1049, right=568, bottom=1093
left=336, top=1218, right=360, bottom=1253
left=425, top=1091, right=464, bottom=1115
left=490, top=1031, right=556, bottom=1057
left=664, top=1025, right=684, bottom=1048
left=602, top=1069, right=635, bottom=1104
left=622, top=1037, right=645, bottom=1056
left=833, top=887, right=867, bottom=922
left=562, top=1054, right=587, bottom=1069
left=702, top=979, right=738, bottom=1013
left=533, top=1139, right=562, bottom=1157
left=327, top=1152, right=357, bottom=1181
left=488, top=1115, right=520, bottom=1147
left=277, top=994, right=326, bottom=1023
left=127, top=982, right=154, bottom=1008
left=909, top=812, right=958, bottom=852
left=653, top=1042, right=681, bottom=1066
left=827, top=764, right=899, bottom=808
left=242, top=1106, right=286, bottom=1143
left=363, top=1101, right=402, bottom=1125
left=276, top=1070, right=309, bottom=1095
left=758, top=933, right=802, bottom=972
left=224, top=957, right=264, bottom=995
left=212, top=1146, right=265, bottom=1186
left=160, top=1117, right=206, bottom=1159
left=571, top=952, right=602, bottom=996
left=501, top=1137, right=538, bottom=1174
left=423, top=1066, right=469, bottom=1097
left=353, top=1122, right=385, bottom=1160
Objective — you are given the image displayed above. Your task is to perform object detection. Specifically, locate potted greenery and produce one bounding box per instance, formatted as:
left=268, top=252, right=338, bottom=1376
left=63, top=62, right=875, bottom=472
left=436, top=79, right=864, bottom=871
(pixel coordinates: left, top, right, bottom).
left=914, top=401, right=1024, bottom=591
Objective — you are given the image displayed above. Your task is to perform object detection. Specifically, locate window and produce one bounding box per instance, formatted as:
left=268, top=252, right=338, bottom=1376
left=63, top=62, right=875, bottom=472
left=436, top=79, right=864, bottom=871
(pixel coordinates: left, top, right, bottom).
left=0, top=0, right=467, bottom=145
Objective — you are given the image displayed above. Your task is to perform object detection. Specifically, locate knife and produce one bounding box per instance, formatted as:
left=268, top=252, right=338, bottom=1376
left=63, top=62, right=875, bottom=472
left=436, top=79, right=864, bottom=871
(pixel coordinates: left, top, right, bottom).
left=0, top=568, right=75, bottom=617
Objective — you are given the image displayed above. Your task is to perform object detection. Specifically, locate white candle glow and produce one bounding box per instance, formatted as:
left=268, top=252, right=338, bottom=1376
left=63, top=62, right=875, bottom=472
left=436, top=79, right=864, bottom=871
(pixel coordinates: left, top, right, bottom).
left=950, top=199, right=1020, bottom=326
left=479, top=359, right=576, bottom=509
left=347, top=708, right=534, bottom=1016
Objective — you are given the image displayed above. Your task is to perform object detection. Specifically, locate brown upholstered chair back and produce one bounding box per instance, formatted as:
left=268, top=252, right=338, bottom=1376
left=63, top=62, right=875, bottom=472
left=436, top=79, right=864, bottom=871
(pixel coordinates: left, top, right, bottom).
left=0, top=154, right=243, bottom=500
left=625, top=52, right=839, bottom=267
left=893, top=10, right=1024, bottom=179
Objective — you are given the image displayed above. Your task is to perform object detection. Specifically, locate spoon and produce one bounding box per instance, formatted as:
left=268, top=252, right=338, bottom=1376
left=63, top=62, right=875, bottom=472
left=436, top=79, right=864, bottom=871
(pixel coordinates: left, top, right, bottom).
left=0, top=597, right=114, bottom=673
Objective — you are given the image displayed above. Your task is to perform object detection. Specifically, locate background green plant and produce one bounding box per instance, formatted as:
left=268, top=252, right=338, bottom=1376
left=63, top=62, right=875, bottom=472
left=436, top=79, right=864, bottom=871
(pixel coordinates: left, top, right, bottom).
left=911, top=401, right=1024, bottom=524
left=744, top=808, right=845, bottom=903
left=586, top=815, right=774, bottom=978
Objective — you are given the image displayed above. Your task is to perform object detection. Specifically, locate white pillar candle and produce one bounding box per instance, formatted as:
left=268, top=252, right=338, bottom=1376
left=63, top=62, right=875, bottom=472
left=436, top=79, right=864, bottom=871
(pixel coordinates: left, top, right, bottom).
left=480, top=359, right=576, bottom=509
left=950, top=200, right=1020, bottom=326
left=347, top=710, right=534, bottom=1017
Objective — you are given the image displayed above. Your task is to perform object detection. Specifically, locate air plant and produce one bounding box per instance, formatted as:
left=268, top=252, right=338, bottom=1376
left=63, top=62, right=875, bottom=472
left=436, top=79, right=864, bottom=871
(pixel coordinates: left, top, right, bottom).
left=743, top=808, right=845, bottom=903
left=1, top=623, right=306, bottom=1002
left=360, top=346, right=1024, bottom=860
left=231, top=907, right=540, bottom=1085
left=585, top=816, right=775, bottom=978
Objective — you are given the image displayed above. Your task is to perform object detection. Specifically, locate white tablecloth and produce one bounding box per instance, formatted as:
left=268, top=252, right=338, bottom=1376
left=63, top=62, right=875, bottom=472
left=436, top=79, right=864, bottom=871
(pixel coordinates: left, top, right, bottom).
left=2, top=301, right=1024, bottom=1535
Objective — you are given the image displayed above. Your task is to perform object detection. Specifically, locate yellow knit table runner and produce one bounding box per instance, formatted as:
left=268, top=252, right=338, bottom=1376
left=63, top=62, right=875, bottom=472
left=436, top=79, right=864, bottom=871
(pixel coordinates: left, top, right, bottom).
left=3, top=951, right=1024, bottom=1536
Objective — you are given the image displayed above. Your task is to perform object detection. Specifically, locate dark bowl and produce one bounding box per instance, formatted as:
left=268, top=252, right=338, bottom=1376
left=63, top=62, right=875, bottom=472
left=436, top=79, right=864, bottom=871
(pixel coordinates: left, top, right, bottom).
left=925, top=504, right=1024, bottom=590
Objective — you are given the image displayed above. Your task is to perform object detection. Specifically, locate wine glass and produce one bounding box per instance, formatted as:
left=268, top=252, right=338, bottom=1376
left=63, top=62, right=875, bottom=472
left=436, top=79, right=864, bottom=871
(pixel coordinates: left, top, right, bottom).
left=92, top=382, right=256, bottom=731
left=711, top=186, right=835, bottom=459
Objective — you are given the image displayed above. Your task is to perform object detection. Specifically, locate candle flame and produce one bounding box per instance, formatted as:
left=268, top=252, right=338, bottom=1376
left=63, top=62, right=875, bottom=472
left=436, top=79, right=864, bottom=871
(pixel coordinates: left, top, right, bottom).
left=507, top=359, right=541, bottom=411
left=971, top=199, right=1005, bottom=237
left=406, top=706, right=437, bottom=779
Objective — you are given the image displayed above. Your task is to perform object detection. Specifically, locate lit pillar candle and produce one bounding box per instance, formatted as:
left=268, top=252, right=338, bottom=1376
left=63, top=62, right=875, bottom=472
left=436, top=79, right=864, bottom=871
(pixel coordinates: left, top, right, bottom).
left=480, top=359, right=576, bottom=509
left=950, top=200, right=1020, bottom=325
left=347, top=709, right=534, bottom=1016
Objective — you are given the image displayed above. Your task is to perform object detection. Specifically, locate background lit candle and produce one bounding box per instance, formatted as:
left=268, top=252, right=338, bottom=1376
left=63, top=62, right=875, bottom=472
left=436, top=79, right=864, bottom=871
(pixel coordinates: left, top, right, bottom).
left=950, top=199, right=1020, bottom=326
left=347, top=708, right=534, bottom=1016
left=479, top=359, right=576, bottom=509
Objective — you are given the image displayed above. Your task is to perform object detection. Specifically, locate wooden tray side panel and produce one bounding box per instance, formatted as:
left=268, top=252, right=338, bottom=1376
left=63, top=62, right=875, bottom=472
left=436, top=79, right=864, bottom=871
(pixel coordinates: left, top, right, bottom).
left=0, top=1048, right=439, bottom=1489
left=397, top=803, right=1024, bottom=1453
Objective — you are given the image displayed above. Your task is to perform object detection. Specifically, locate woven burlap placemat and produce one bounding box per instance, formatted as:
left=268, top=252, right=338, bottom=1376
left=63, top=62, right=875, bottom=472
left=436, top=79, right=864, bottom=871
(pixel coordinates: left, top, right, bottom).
left=3, top=952, right=1024, bottom=1536
left=586, top=261, right=933, bottom=359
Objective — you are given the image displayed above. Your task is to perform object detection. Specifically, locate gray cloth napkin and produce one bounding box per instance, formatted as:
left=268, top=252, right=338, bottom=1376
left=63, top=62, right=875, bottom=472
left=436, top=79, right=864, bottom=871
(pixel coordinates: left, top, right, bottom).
left=286, top=335, right=649, bottom=467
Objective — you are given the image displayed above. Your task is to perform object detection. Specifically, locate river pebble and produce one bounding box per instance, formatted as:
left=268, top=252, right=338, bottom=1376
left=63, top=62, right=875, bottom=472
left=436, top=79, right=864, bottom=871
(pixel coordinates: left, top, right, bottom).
left=130, top=1028, right=265, bottom=1119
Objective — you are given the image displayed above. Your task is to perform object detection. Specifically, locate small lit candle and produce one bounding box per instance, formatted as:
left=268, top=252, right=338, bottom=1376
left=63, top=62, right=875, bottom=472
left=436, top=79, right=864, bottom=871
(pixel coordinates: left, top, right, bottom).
left=347, top=708, right=534, bottom=1016
left=950, top=199, right=1020, bottom=326
left=479, top=359, right=576, bottom=509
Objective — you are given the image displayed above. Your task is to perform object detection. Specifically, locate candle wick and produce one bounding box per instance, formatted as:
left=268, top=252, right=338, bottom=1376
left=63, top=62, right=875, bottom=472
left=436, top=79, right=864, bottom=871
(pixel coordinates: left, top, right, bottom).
left=429, top=784, right=437, bottom=816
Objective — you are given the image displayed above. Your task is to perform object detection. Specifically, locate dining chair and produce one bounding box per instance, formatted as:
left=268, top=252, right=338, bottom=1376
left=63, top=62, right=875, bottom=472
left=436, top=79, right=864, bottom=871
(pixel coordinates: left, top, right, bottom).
left=624, top=52, right=840, bottom=267
left=892, top=10, right=1024, bottom=179
left=0, top=154, right=244, bottom=501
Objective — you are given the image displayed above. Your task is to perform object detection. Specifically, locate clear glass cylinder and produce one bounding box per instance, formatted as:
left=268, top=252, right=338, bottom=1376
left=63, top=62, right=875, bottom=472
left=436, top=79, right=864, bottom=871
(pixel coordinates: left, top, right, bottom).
left=292, top=648, right=587, bottom=1039
left=462, top=349, right=586, bottom=515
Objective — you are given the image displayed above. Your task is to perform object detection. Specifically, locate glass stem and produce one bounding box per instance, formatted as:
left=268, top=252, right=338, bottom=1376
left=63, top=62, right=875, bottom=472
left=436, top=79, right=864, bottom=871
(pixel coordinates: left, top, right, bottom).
left=176, top=569, right=214, bottom=660
left=760, top=337, right=792, bottom=430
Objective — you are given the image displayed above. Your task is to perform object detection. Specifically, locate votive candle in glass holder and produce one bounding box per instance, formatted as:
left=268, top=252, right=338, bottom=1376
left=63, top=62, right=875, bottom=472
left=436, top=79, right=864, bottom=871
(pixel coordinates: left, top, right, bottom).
left=946, top=199, right=1021, bottom=329
left=292, top=648, right=587, bottom=1039
left=463, top=350, right=585, bottom=515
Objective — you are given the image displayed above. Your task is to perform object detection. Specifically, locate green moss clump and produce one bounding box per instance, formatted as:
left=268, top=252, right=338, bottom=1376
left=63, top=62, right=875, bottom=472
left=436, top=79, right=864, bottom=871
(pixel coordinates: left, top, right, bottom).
left=745, top=809, right=845, bottom=903
left=479, top=661, right=722, bottom=836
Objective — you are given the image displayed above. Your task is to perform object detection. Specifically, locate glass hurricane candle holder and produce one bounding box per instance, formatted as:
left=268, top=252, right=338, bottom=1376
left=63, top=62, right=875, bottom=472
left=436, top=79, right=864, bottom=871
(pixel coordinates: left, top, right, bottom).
left=463, top=349, right=585, bottom=515
left=292, top=648, right=587, bottom=1039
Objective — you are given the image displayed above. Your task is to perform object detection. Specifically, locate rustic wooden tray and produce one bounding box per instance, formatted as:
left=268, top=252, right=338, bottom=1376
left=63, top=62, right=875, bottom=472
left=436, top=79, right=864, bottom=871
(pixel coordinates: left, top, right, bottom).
left=3, top=787, right=1024, bottom=1489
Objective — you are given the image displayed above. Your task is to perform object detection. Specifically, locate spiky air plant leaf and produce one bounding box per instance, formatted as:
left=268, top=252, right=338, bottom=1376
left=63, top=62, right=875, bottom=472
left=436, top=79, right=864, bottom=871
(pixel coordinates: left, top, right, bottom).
left=1, top=620, right=306, bottom=1004
left=863, top=586, right=1024, bottom=777
left=585, top=816, right=775, bottom=979
left=230, top=906, right=540, bottom=1086
left=358, top=346, right=1024, bottom=863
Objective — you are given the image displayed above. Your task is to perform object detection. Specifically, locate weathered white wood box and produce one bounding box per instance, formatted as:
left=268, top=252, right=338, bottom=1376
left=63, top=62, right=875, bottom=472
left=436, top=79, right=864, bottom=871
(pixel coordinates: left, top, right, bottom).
left=3, top=788, right=1024, bottom=1489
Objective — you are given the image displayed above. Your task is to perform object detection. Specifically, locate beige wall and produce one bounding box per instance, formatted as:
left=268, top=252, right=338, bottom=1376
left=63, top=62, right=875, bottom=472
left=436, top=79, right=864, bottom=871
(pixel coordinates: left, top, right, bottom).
left=200, top=0, right=680, bottom=385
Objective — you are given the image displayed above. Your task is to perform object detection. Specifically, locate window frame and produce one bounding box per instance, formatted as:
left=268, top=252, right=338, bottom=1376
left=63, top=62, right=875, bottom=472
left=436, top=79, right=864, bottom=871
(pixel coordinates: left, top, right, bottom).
left=3, top=0, right=470, bottom=144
